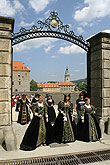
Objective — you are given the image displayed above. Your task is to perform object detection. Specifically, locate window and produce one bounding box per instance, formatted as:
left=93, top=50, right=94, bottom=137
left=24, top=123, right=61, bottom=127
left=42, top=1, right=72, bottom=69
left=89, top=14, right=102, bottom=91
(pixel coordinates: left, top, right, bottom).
left=18, top=74, right=20, bottom=77
left=12, top=81, right=14, bottom=85
left=19, top=82, right=21, bottom=85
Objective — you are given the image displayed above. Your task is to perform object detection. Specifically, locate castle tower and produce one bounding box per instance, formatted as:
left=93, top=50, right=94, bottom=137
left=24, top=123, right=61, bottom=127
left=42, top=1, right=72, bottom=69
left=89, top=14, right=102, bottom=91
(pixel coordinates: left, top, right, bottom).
left=64, top=67, right=70, bottom=82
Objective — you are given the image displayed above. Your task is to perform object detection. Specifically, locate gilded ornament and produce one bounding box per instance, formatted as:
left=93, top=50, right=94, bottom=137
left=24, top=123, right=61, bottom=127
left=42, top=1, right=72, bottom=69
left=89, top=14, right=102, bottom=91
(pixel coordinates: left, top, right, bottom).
left=49, top=19, right=59, bottom=28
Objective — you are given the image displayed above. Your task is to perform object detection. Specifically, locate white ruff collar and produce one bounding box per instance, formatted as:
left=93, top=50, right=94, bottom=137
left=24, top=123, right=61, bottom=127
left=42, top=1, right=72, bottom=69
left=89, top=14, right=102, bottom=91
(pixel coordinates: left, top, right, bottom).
left=85, top=104, right=91, bottom=108
left=38, top=102, right=44, bottom=107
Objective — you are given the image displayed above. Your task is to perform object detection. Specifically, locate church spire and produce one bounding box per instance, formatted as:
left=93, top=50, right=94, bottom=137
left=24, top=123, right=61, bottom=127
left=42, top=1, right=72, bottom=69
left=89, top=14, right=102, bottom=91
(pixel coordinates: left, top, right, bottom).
left=64, top=67, right=70, bottom=82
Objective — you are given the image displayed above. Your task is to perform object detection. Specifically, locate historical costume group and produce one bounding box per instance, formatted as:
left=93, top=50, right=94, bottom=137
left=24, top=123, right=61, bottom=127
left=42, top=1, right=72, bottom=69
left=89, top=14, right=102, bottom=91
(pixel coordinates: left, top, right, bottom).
left=18, top=92, right=101, bottom=151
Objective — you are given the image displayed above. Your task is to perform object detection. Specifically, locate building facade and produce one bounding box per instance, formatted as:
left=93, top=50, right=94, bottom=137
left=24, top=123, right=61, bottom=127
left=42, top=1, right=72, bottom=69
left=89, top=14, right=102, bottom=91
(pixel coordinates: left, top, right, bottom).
left=12, top=61, right=30, bottom=92
left=37, top=83, right=60, bottom=92
left=37, top=67, right=75, bottom=92
left=37, top=82, right=75, bottom=93
left=59, top=82, right=75, bottom=92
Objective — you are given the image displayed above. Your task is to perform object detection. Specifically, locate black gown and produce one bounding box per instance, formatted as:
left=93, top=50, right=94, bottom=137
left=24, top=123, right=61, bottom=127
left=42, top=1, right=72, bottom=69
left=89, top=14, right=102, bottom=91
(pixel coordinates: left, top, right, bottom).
left=17, top=98, right=30, bottom=125
left=54, top=101, right=75, bottom=143
left=20, top=102, right=48, bottom=151
left=77, top=104, right=101, bottom=142
left=46, top=99, right=56, bottom=145
left=47, top=99, right=56, bottom=125
left=76, top=98, right=85, bottom=123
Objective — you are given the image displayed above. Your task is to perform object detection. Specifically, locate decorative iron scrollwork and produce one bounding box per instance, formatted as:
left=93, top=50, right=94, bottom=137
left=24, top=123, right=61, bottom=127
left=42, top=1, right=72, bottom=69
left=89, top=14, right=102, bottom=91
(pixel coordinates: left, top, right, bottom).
left=12, top=10, right=90, bottom=51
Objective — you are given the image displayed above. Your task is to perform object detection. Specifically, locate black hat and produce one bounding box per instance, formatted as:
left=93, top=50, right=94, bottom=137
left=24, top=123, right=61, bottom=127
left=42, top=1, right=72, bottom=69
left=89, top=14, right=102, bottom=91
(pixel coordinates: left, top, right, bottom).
left=64, top=93, right=71, bottom=102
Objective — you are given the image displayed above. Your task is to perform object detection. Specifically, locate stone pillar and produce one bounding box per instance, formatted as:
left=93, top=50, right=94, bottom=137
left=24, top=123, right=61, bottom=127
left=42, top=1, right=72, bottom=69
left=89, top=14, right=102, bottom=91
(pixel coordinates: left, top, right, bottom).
left=0, top=16, right=16, bottom=150
left=87, top=32, right=110, bottom=137
left=87, top=50, right=91, bottom=97
left=108, top=118, right=110, bottom=135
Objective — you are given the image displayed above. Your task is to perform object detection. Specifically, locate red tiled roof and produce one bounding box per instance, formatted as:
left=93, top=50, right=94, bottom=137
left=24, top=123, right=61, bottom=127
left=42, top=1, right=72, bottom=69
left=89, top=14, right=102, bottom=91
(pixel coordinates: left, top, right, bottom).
left=13, top=61, right=30, bottom=71
left=37, top=82, right=75, bottom=88
left=58, top=82, right=74, bottom=86
left=37, top=83, right=59, bottom=88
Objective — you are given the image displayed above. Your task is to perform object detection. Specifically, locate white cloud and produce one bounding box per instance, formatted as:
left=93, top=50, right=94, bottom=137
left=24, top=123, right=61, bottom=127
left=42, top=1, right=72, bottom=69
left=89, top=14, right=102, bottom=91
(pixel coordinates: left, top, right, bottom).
left=77, top=27, right=84, bottom=34
left=58, top=44, right=86, bottom=54
left=44, top=45, right=55, bottom=53
left=74, top=0, right=110, bottom=26
left=60, top=42, right=68, bottom=46
left=13, top=0, right=24, bottom=11
left=0, top=0, right=24, bottom=16
left=19, top=21, right=34, bottom=27
left=13, top=38, right=57, bottom=53
left=29, top=0, right=51, bottom=13
left=44, top=10, right=50, bottom=18
left=51, top=56, right=56, bottom=59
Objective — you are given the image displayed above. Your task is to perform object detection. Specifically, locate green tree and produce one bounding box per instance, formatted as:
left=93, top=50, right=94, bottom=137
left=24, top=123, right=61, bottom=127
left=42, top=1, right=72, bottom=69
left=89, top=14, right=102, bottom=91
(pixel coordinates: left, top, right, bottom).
left=30, top=80, right=38, bottom=91
left=78, top=78, right=87, bottom=91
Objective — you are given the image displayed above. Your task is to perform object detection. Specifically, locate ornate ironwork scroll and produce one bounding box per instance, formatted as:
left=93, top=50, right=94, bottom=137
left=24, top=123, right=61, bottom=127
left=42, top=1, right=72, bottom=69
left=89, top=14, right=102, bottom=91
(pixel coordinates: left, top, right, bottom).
left=12, top=11, right=90, bottom=52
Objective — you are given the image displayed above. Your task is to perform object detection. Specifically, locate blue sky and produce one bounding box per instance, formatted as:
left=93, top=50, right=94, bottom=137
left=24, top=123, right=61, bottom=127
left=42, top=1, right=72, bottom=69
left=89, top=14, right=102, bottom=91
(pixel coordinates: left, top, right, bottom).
left=1, top=0, right=110, bottom=82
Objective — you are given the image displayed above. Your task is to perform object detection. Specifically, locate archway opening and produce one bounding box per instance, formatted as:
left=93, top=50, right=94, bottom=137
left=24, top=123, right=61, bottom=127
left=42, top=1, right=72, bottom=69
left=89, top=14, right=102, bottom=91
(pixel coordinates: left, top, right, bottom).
left=11, top=11, right=90, bottom=150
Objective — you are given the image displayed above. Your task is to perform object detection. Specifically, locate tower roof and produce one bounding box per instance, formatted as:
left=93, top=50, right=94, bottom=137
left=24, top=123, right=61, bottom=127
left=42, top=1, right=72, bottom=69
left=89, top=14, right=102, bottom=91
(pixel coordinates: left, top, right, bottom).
left=13, top=61, right=30, bottom=71
left=65, top=67, right=70, bottom=76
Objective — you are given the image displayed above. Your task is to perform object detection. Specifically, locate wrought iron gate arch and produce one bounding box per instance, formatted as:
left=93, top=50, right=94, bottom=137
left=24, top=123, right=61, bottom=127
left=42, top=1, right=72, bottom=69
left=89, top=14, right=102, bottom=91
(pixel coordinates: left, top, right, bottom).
left=12, top=11, right=90, bottom=52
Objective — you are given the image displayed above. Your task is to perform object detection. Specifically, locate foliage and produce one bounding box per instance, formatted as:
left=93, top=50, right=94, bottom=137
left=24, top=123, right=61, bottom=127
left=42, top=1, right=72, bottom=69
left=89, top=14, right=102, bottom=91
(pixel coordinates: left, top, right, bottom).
left=30, top=80, right=38, bottom=91
left=74, top=78, right=87, bottom=91
left=47, top=81, right=58, bottom=83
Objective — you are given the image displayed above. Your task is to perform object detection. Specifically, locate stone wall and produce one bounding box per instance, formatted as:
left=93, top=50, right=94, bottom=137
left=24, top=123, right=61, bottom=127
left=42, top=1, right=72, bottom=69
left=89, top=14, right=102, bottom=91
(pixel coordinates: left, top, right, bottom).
left=0, top=16, right=16, bottom=150
left=87, top=32, right=110, bottom=136
left=12, top=70, right=30, bottom=92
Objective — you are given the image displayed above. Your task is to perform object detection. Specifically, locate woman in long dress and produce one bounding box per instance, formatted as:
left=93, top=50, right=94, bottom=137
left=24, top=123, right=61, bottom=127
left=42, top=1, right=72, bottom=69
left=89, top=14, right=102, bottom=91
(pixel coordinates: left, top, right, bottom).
left=74, top=92, right=85, bottom=124
left=54, top=94, right=75, bottom=143
left=46, top=95, right=56, bottom=145
left=77, top=97, right=101, bottom=142
left=20, top=95, right=48, bottom=151
left=47, top=95, right=56, bottom=125
left=17, top=94, right=30, bottom=125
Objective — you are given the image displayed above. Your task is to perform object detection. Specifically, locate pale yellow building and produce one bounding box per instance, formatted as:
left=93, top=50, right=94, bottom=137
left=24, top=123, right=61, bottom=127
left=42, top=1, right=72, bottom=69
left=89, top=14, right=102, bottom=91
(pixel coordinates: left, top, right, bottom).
left=37, top=82, right=75, bottom=93
left=37, top=83, right=60, bottom=92
left=37, top=67, right=75, bottom=92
